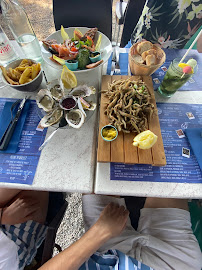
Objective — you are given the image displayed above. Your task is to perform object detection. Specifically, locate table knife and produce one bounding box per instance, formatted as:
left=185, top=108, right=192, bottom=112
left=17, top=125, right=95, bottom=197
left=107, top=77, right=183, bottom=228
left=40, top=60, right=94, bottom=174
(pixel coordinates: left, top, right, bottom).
left=0, top=97, right=27, bottom=150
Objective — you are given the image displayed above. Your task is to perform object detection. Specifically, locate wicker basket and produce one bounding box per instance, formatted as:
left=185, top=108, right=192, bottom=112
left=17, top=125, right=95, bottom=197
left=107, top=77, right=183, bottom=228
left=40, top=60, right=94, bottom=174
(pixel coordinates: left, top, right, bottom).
left=128, top=43, right=166, bottom=76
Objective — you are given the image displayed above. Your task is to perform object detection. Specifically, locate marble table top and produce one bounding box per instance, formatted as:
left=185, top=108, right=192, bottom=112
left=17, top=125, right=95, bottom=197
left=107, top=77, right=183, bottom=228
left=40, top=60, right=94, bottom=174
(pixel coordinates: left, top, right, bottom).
left=95, top=90, right=202, bottom=199
left=0, top=41, right=101, bottom=193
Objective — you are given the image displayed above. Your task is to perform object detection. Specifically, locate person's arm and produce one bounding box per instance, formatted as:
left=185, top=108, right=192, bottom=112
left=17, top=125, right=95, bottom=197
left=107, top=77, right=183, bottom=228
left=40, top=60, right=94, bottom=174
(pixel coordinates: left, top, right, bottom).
left=0, top=188, right=21, bottom=207
left=39, top=203, right=129, bottom=270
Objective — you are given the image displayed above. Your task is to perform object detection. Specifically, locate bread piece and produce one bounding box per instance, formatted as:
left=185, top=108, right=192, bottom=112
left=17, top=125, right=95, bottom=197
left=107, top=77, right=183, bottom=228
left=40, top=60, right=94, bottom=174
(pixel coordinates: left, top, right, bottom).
left=145, top=54, right=156, bottom=66
left=141, top=49, right=156, bottom=61
left=133, top=54, right=144, bottom=64
left=137, top=41, right=153, bottom=55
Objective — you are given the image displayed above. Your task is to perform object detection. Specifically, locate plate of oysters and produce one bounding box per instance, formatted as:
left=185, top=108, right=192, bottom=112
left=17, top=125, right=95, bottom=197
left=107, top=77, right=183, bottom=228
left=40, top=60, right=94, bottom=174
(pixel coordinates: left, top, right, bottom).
left=36, top=79, right=96, bottom=129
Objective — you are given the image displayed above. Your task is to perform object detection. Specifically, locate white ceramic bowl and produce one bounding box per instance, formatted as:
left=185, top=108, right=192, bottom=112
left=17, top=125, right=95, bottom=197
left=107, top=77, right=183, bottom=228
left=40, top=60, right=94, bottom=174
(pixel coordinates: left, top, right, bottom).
left=41, top=27, right=112, bottom=72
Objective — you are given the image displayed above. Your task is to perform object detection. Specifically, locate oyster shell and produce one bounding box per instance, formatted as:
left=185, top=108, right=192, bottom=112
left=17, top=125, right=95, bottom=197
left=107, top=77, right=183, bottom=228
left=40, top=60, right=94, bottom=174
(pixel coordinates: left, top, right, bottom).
left=65, top=109, right=85, bottom=129
left=50, top=84, right=64, bottom=101
left=36, top=89, right=55, bottom=112
left=40, top=108, right=63, bottom=127
left=70, top=85, right=96, bottom=98
left=46, top=79, right=65, bottom=101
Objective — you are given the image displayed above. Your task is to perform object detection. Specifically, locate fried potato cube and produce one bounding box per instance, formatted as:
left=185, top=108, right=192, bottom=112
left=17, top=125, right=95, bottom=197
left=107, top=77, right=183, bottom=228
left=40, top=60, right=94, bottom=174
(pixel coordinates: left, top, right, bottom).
left=19, top=67, right=32, bottom=84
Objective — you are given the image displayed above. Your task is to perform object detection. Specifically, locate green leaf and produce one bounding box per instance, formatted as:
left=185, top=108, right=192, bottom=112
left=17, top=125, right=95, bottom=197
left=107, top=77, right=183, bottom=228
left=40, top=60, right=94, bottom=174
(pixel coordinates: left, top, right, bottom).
left=153, top=12, right=165, bottom=16
left=193, top=3, right=202, bottom=13
left=187, top=11, right=195, bottom=20
left=151, top=18, right=158, bottom=22
left=168, top=12, right=180, bottom=24
left=151, top=3, right=164, bottom=13
left=176, top=13, right=184, bottom=26
left=85, top=40, right=91, bottom=46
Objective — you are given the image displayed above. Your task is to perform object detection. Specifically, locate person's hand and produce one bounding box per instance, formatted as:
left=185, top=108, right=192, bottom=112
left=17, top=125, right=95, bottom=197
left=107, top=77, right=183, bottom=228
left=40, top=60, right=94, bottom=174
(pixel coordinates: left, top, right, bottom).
left=1, top=197, right=40, bottom=225
left=95, top=203, right=129, bottom=239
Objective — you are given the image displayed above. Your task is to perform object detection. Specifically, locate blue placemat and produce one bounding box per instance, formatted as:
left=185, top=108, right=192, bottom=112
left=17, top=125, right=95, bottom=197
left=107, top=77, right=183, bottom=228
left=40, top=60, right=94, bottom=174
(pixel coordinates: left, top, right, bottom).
left=110, top=103, right=202, bottom=184
left=0, top=98, right=47, bottom=185
left=107, top=47, right=202, bottom=91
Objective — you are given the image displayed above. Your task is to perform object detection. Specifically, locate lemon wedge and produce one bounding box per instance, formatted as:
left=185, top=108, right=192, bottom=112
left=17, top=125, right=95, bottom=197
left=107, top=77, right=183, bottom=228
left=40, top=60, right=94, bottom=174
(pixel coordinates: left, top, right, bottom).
left=133, top=130, right=157, bottom=149
left=53, top=54, right=66, bottom=65
left=61, top=65, right=77, bottom=89
left=74, top=28, right=83, bottom=40
left=95, top=34, right=102, bottom=51
left=61, top=25, right=69, bottom=41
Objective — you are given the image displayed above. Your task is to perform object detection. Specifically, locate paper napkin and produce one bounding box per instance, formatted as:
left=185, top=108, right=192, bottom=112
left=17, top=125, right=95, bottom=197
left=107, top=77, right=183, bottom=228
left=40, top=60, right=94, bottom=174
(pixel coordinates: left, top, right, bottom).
left=185, top=128, right=202, bottom=171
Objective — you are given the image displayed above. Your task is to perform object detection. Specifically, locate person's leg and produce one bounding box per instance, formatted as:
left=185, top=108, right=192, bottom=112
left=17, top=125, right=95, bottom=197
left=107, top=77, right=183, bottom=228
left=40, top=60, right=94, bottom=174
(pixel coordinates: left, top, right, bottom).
left=0, top=188, right=21, bottom=207
left=144, top=197, right=189, bottom=210
left=82, top=194, right=142, bottom=254
left=15, top=190, right=49, bottom=224
left=135, top=197, right=202, bottom=270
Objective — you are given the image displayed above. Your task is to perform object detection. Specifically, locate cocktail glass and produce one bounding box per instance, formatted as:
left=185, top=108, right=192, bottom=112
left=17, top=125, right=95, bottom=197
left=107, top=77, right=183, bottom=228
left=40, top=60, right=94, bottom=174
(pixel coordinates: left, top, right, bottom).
left=157, top=58, right=198, bottom=98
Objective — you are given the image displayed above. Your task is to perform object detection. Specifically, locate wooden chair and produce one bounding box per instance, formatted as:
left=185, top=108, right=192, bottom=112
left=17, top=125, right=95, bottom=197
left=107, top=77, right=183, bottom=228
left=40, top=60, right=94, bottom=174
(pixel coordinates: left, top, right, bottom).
left=53, top=0, right=113, bottom=40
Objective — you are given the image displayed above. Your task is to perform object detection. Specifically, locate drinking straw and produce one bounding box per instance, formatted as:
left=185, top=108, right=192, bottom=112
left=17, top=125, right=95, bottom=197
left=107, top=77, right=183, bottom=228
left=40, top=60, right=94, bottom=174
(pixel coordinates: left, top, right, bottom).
left=179, top=28, right=202, bottom=63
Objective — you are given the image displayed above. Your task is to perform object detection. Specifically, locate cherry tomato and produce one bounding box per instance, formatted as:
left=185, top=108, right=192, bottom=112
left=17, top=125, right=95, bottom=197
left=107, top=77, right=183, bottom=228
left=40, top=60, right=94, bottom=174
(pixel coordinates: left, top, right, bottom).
left=70, top=47, right=78, bottom=52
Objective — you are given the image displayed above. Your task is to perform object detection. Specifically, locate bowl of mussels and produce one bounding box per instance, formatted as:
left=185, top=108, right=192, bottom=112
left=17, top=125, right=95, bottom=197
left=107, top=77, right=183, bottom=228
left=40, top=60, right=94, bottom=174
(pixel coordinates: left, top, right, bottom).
left=36, top=79, right=96, bottom=129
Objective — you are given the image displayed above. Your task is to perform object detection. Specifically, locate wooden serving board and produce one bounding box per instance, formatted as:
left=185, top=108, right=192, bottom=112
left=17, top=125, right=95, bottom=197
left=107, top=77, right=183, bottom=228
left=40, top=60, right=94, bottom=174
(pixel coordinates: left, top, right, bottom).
left=97, top=75, right=166, bottom=166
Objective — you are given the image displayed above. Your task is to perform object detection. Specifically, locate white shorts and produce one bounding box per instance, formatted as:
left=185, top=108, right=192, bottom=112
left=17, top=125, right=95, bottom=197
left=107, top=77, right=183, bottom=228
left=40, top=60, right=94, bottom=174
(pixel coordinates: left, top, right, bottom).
left=82, top=195, right=202, bottom=270
left=0, top=230, right=19, bottom=270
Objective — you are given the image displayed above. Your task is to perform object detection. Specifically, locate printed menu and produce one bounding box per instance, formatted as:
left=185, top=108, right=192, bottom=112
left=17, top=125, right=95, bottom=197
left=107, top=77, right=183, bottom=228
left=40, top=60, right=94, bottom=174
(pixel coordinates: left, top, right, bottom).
left=0, top=98, right=47, bottom=185
left=110, top=103, right=202, bottom=184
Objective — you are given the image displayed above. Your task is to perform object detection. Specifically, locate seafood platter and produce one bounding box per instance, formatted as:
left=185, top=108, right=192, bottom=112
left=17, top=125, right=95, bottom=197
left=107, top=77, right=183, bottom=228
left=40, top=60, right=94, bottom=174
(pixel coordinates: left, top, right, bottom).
left=36, top=80, right=96, bottom=129
left=41, top=27, right=112, bottom=72
left=97, top=75, right=166, bottom=165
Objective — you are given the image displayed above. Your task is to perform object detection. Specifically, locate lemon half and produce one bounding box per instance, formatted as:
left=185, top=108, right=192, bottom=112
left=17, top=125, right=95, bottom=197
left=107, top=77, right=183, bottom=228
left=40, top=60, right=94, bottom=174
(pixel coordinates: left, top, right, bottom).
left=61, top=65, right=77, bottom=89
left=133, top=130, right=158, bottom=149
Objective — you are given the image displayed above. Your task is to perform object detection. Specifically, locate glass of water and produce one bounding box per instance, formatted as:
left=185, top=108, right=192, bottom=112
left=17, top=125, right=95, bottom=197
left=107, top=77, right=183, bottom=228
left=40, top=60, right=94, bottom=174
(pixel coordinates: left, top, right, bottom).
left=1, top=0, right=42, bottom=62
